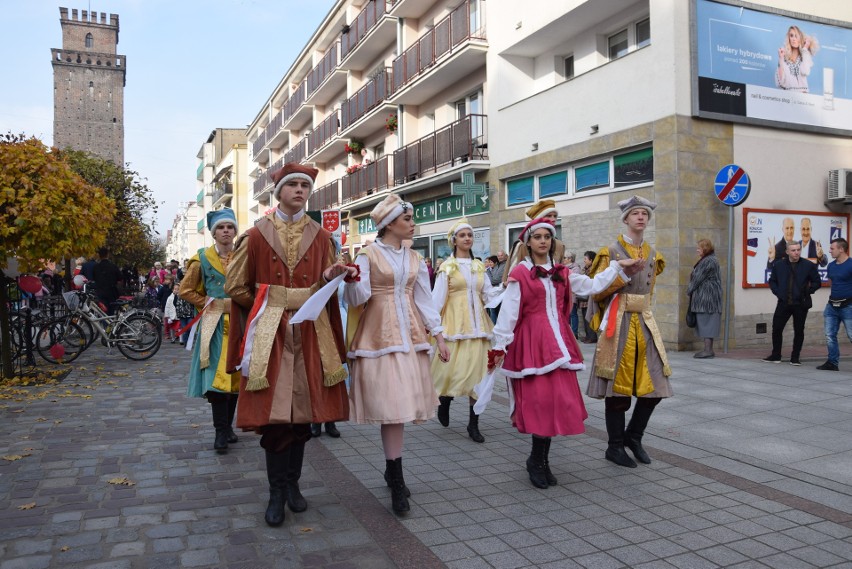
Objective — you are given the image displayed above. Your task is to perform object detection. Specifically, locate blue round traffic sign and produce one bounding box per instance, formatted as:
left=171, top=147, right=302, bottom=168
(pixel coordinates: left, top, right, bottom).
left=714, top=164, right=750, bottom=207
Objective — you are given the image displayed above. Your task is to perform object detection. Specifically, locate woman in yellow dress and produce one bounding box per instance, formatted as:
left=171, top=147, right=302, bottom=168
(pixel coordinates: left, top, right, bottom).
left=432, top=219, right=502, bottom=442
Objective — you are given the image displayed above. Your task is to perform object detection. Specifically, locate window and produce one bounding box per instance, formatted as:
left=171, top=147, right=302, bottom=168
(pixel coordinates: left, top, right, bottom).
left=562, top=55, right=575, bottom=80
left=636, top=18, right=651, bottom=49
left=608, top=29, right=629, bottom=60
left=614, top=148, right=653, bottom=187
left=575, top=161, right=610, bottom=192
left=507, top=177, right=534, bottom=205
left=539, top=171, right=568, bottom=197
left=85, top=33, right=93, bottom=48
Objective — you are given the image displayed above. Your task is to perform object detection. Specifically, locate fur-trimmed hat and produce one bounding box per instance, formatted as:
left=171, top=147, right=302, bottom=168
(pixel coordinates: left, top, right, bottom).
left=271, top=162, right=318, bottom=201
left=525, top=199, right=558, bottom=220
left=206, top=208, right=237, bottom=233
left=371, top=194, right=413, bottom=231
left=618, top=195, right=656, bottom=221
left=447, top=218, right=473, bottom=243
left=519, top=217, right=555, bottom=243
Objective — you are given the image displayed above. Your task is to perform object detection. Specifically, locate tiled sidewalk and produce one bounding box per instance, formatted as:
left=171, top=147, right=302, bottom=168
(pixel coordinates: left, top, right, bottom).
left=1, top=341, right=852, bottom=568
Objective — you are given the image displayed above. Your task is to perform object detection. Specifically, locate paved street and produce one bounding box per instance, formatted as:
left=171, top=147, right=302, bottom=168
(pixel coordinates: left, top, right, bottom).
left=2, top=340, right=852, bottom=568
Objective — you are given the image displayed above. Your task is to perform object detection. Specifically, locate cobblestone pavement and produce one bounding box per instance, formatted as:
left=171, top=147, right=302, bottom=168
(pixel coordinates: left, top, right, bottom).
left=2, top=340, right=852, bottom=568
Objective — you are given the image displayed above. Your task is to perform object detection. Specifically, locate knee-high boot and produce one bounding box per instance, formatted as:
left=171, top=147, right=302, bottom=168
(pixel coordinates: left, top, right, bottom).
left=285, top=441, right=307, bottom=513
left=265, top=450, right=288, bottom=526
left=526, top=436, right=549, bottom=489
left=209, top=393, right=229, bottom=453
left=625, top=398, right=659, bottom=465
left=385, top=457, right=410, bottom=513
left=467, top=405, right=484, bottom=443
left=226, top=394, right=239, bottom=444
left=605, top=409, right=637, bottom=468
left=437, top=396, right=453, bottom=427
left=543, top=437, right=557, bottom=486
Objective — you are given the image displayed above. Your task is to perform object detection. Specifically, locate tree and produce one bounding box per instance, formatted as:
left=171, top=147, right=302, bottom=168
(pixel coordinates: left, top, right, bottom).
left=0, top=134, right=115, bottom=377
left=60, top=149, right=161, bottom=272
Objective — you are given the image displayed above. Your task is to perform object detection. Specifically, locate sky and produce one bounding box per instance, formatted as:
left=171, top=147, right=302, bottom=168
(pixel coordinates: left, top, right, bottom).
left=0, top=0, right=337, bottom=238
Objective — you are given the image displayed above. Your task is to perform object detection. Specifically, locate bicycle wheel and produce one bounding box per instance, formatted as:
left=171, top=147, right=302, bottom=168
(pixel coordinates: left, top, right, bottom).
left=71, top=314, right=97, bottom=348
left=35, top=319, right=87, bottom=364
left=114, top=314, right=162, bottom=360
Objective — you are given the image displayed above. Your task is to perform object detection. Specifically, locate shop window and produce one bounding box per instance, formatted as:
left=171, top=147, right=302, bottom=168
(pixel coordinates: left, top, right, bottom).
left=507, top=176, right=534, bottom=205
left=614, top=148, right=653, bottom=187
left=539, top=171, right=568, bottom=197
left=575, top=161, right=610, bottom=192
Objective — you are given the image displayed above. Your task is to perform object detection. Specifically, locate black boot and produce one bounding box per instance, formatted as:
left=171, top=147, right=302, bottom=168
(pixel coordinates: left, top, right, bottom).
left=310, top=423, right=322, bottom=437
left=543, top=437, right=558, bottom=486
left=324, top=422, right=340, bottom=438
left=285, top=441, right=308, bottom=513
left=466, top=405, right=485, bottom=443
left=385, top=457, right=410, bottom=513
left=265, top=450, right=288, bottom=526
left=437, top=396, right=453, bottom=427
left=605, top=410, right=637, bottom=468
left=384, top=460, right=411, bottom=497
left=526, top=436, right=549, bottom=489
left=209, top=395, right=229, bottom=454
left=625, top=399, right=657, bottom=465
left=226, top=395, right=239, bottom=444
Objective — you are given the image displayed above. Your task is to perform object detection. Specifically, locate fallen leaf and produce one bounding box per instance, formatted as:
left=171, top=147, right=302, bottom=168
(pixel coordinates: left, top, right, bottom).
left=17, top=502, right=36, bottom=510
left=108, top=477, right=136, bottom=486
left=54, top=420, right=62, bottom=425
left=300, top=527, right=313, bottom=533
left=11, top=409, right=25, bottom=413
left=190, top=424, right=200, bottom=428
left=36, top=418, right=47, bottom=422
left=3, top=453, right=31, bottom=461
left=60, top=546, right=70, bottom=552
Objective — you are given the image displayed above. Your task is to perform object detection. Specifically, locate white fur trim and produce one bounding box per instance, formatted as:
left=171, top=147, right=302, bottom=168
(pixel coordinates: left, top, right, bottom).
left=450, top=223, right=473, bottom=242
left=500, top=356, right=586, bottom=378
left=273, top=172, right=314, bottom=200
left=375, top=201, right=413, bottom=230
left=523, top=222, right=555, bottom=242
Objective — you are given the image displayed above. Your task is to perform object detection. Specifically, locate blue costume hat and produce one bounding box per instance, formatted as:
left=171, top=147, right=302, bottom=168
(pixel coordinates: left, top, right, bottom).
left=207, top=208, right=237, bottom=233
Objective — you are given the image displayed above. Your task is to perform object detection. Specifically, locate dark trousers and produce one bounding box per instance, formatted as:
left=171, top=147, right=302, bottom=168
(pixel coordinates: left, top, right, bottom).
left=771, top=302, right=809, bottom=360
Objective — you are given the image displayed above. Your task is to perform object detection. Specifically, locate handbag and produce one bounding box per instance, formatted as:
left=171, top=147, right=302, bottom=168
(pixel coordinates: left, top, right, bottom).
left=686, top=295, right=697, bottom=328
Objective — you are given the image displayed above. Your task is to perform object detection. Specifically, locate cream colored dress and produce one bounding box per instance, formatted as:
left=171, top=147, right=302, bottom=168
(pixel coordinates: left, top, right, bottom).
left=344, top=240, right=444, bottom=424
left=430, top=257, right=501, bottom=398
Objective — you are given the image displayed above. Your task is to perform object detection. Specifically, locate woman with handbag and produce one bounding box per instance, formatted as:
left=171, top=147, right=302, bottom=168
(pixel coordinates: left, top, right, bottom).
left=687, top=239, right=723, bottom=358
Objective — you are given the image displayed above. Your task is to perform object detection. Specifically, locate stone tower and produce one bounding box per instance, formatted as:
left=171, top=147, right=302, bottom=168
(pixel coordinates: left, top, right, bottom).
left=52, top=7, right=125, bottom=165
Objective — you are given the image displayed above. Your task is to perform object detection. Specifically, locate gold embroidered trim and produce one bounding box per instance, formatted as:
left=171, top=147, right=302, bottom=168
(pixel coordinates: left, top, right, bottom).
left=198, top=299, right=225, bottom=369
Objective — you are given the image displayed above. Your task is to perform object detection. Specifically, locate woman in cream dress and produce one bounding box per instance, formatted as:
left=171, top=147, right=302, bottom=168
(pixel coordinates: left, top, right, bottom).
left=431, top=219, right=502, bottom=442
left=345, top=194, right=450, bottom=514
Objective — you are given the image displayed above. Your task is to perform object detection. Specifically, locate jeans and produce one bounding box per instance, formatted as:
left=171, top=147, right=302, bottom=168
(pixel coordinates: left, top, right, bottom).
left=570, top=303, right=579, bottom=336
left=180, top=317, right=193, bottom=344
left=770, top=302, right=809, bottom=360
left=823, top=303, right=852, bottom=365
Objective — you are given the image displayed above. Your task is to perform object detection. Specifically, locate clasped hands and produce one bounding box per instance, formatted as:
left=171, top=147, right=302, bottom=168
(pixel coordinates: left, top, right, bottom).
left=323, top=263, right=360, bottom=282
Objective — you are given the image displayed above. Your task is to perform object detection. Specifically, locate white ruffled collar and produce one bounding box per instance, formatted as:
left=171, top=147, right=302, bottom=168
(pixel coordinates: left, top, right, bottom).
left=375, top=238, right=405, bottom=254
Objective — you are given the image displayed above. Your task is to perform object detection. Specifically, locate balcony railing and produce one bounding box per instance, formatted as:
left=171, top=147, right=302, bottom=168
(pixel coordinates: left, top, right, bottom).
left=197, top=219, right=205, bottom=232
left=253, top=170, right=271, bottom=199
left=264, top=111, right=283, bottom=146
left=252, top=132, right=267, bottom=158
left=392, top=114, right=487, bottom=185
left=340, top=0, right=390, bottom=60
left=308, top=111, right=340, bottom=156
left=391, top=0, right=485, bottom=94
left=282, top=82, right=307, bottom=126
left=211, top=182, right=233, bottom=206
left=308, top=180, right=340, bottom=211
left=284, top=138, right=307, bottom=165
left=196, top=189, right=204, bottom=205
left=342, top=156, right=392, bottom=203
left=341, top=68, right=392, bottom=130
left=306, top=44, right=340, bottom=96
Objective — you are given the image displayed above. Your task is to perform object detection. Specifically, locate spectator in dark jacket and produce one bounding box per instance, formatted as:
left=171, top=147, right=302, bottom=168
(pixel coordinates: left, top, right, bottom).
left=157, top=274, right=175, bottom=313
left=763, top=242, right=821, bottom=365
left=687, top=239, right=723, bottom=358
left=92, top=248, right=122, bottom=314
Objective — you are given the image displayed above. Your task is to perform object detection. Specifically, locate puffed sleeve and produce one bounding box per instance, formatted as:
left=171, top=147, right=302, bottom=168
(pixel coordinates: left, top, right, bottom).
left=178, top=259, right=206, bottom=311
left=343, top=254, right=371, bottom=307
left=414, top=259, right=444, bottom=335
left=491, top=279, right=521, bottom=351
left=432, top=270, right=449, bottom=309
left=481, top=271, right=503, bottom=305
left=569, top=261, right=629, bottom=297
left=224, top=234, right=255, bottom=309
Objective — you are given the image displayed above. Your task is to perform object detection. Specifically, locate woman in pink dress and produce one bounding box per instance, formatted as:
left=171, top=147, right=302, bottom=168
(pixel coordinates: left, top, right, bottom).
left=345, top=194, right=450, bottom=514
left=489, top=218, right=636, bottom=489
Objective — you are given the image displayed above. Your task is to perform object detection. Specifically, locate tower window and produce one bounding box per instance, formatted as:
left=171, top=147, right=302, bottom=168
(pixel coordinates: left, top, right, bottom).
left=85, top=33, right=93, bottom=48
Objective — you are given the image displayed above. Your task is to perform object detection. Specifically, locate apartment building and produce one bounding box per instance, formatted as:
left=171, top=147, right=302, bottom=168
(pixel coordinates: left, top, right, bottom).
left=165, top=202, right=205, bottom=263
left=245, top=0, right=852, bottom=350
left=195, top=128, right=249, bottom=246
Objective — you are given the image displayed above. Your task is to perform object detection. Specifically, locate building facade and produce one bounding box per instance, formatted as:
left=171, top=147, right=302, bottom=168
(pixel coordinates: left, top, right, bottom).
left=52, top=7, right=125, bottom=165
left=241, top=0, right=852, bottom=351
left=165, top=202, right=205, bottom=264
left=194, top=129, right=249, bottom=247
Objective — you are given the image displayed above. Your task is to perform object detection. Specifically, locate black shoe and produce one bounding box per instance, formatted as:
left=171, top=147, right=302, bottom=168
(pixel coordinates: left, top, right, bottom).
left=383, top=464, right=411, bottom=497
left=527, top=436, right=549, bottom=489
left=265, top=450, right=288, bottom=526
left=385, top=458, right=410, bottom=513
left=817, top=361, right=839, bottom=371
left=624, top=433, right=651, bottom=464
left=213, top=430, right=229, bottom=453
left=310, top=423, right=322, bottom=437
left=286, top=442, right=307, bottom=513
left=466, top=406, right=485, bottom=443
left=789, top=359, right=802, bottom=366
left=605, top=445, right=638, bottom=468
left=324, top=422, right=340, bottom=438
left=762, top=354, right=782, bottom=363
left=543, top=438, right=557, bottom=486
left=210, top=397, right=229, bottom=454
left=265, top=488, right=285, bottom=526
left=437, top=396, right=452, bottom=427
left=226, top=429, right=239, bottom=444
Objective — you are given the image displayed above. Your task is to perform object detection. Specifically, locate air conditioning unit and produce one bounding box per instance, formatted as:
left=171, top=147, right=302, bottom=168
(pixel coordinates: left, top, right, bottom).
left=828, top=169, right=852, bottom=202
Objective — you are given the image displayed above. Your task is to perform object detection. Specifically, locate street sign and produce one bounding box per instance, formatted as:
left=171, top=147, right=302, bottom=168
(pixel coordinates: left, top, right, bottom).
left=714, top=164, right=750, bottom=207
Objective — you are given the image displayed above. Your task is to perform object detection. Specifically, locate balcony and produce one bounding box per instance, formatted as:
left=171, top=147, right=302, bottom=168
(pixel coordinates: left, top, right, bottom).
left=252, top=132, right=270, bottom=165
left=390, top=0, right=487, bottom=106
left=282, top=82, right=311, bottom=132
left=305, top=43, right=347, bottom=107
left=284, top=138, right=308, bottom=165
left=264, top=110, right=286, bottom=151
left=340, top=0, right=397, bottom=71
left=196, top=189, right=204, bottom=205
left=388, top=0, right=431, bottom=19
left=393, top=114, right=487, bottom=186
left=307, top=110, right=347, bottom=163
left=342, top=156, right=392, bottom=204
left=340, top=67, right=396, bottom=139
left=211, top=181, right=233, bottom=208
left=196, top=161, right=204, bottom=181
left=197, top=219, right=205, bottom=233
left=308, top=179, right=340, bottom=211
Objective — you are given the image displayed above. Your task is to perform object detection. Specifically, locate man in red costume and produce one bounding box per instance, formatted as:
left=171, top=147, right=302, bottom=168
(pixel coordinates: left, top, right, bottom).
left=226, top=163, right=353, bottom=526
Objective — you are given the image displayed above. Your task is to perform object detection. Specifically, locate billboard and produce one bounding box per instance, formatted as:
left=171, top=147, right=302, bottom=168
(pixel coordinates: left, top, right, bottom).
left=742, top=208, right=849, bottom=287
left=694, top=0, right=852, bottom=135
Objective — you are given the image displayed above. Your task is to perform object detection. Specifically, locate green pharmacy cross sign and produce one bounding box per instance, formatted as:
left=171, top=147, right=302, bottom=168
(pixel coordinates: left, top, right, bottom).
left=452, top=171, right=487, bottom=209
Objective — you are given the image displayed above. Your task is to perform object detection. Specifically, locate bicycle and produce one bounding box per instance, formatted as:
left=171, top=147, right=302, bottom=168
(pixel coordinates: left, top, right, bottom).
left=36, top=290, right=162, bottom=363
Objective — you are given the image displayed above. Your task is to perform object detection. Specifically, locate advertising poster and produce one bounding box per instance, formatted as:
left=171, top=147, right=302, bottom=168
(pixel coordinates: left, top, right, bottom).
left=695, top=0, right=852, bottom=135
left=743, top=208, right=849, bottom=287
